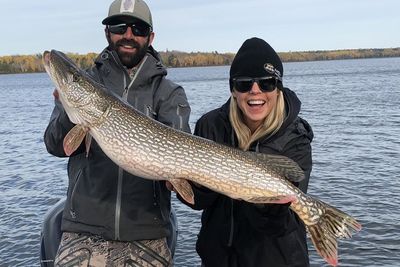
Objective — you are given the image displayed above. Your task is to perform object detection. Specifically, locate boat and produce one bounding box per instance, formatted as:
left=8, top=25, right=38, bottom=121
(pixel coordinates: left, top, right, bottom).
left=39, top=198, right=178, bottom=266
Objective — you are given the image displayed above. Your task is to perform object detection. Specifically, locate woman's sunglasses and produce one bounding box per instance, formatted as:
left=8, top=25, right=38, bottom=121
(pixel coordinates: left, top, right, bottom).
left=107, top=23, right=151, bottom=37
left=231, top=77, right=279, bottom=93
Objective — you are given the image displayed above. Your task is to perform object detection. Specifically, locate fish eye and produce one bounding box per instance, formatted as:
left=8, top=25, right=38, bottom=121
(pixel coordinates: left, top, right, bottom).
left=72, top=73, right=80, bottom=82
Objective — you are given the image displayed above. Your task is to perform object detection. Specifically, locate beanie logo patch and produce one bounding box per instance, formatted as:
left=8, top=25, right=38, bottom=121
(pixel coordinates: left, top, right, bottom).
left=264, top=63, right=282, bottom=80
left=264, top=63, right=275, bottom=74
left=121, top=0, right=135, bottom=13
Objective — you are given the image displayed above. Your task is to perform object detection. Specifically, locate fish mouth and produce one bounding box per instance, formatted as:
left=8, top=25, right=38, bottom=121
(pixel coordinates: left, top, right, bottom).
left=43, top=51, right=51, bottom=70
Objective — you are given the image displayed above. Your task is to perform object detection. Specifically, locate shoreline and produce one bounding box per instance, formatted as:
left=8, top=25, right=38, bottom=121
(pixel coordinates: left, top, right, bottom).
left=1, top=47, right=400, bottom=75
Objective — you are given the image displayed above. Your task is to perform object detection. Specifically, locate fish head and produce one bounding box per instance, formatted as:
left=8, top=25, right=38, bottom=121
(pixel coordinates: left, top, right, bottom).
left=43, top=50, right=110, bottom=126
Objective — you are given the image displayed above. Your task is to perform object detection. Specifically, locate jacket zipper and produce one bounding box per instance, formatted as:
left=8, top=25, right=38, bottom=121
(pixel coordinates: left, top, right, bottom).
left=114, top=56, right=149, bottom=240
left=226, top=135, right=261, bottom=246
left=114, top=66, right=128, bottom=240
left=69, top=169, right=82, bottom=219
left=122, top=55, right=148, bottom=97
left=176, top=103, right=188, bottom=131
left=114, top=167, right=124, bottom=240
left=227, top=199, right=234, bottom=247
left=227, top=131, right=237, bottom=247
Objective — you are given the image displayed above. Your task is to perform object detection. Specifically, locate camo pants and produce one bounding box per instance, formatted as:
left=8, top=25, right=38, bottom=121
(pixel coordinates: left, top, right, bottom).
left=54, top=232, right=173, bottom=267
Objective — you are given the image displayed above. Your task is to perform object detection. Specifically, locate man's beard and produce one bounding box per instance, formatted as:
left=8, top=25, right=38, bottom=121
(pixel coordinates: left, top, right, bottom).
left=108, top=38, right=150, bottom=69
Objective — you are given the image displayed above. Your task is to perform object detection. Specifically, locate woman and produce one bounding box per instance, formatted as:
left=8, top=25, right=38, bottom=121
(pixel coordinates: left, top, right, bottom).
left=179, top=37, right=314, bottom=267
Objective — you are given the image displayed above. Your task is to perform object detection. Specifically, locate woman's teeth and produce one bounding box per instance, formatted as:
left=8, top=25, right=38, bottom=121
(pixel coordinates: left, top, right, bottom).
left=247, top=100, right=265, bottom=106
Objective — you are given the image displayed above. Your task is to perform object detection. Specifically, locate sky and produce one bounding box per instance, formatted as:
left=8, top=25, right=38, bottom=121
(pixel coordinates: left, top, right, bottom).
left=0, top=0, right=399, bottom=56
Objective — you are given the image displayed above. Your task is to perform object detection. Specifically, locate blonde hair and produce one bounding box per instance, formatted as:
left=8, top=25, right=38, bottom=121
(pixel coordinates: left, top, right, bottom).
left=229, top=91, right=286, bottom=151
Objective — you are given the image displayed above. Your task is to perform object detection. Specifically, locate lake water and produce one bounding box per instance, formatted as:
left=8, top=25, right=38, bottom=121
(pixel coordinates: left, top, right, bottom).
left=0, top=57, right=399, bottom=266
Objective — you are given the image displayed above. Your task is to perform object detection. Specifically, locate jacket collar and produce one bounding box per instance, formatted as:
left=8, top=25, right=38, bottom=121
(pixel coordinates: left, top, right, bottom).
left=219, top=87, right=301, bottom=127
left=218, top=87, right=302, bottom=144
left=94, top=45, right=167, bottom=84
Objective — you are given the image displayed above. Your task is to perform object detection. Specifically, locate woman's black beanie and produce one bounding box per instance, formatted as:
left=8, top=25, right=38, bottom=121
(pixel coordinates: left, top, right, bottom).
left=229, top=37, right=284, bottom=91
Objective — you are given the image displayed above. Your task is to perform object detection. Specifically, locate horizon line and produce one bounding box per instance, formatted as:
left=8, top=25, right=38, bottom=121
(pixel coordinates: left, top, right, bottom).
left=1, top=46, right=400, bottom=57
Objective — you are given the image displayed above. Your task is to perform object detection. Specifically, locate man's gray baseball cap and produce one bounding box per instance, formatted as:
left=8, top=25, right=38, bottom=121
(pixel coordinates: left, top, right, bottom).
left=102, top=0, right=153, bottom=28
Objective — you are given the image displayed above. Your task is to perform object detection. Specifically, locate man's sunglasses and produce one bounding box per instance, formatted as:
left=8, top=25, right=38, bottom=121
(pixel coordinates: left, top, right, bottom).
left=107, top=23, right=151, bottom=37
left=230, top=77, right=279, bottom=93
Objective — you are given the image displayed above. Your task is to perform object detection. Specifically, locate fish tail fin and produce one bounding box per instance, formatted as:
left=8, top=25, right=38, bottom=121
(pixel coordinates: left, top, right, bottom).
left=306, top=200, right=362, bottom=267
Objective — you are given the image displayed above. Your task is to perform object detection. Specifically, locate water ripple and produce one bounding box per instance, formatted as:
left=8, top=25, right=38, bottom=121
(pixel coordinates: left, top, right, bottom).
left=1, top=58, right=400, bottom=266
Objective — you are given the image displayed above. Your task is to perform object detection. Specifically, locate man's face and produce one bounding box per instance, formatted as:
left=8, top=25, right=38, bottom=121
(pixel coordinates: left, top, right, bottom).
left=106, top=22, right=154, bottom=69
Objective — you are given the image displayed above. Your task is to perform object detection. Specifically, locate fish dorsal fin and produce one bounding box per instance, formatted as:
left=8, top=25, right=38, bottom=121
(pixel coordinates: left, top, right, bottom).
left=247, top=194, right=297, bottom=204
left=249, top=152, right=305, bottom=182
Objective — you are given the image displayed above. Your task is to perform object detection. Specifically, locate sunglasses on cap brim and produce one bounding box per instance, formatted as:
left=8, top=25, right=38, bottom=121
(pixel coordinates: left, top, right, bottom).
left=107, top=23, right=151, bottom=37
left=230, top=76, right=280, bottom=93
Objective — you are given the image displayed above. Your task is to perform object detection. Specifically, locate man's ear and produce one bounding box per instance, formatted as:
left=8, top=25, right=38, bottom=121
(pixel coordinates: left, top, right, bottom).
left=105, top=27, right=111, bottom=43
left=148, top=31, right=155, bottom=46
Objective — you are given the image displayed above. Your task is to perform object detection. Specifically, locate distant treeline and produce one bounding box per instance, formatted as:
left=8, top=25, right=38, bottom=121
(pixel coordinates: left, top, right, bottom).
left=1, top=48, right=399, bottom=74
left=0, top=53, right=98, bottom=75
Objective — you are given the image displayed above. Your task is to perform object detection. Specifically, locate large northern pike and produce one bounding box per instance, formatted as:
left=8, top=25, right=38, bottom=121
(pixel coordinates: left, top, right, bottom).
left=43, top=50, right=361, bottom=266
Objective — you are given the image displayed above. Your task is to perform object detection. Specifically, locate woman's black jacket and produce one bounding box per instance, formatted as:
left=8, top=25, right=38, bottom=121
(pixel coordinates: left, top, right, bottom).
left=181, top=87, right=314, bottom=267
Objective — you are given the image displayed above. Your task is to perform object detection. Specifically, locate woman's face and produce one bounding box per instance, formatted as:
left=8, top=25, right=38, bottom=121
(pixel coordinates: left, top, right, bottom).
left=232, top=82, right=279, bottom=132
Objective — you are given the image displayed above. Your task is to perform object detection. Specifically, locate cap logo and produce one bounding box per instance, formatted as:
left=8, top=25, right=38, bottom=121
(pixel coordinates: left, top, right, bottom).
left=121, top=0, right=135, bottom=13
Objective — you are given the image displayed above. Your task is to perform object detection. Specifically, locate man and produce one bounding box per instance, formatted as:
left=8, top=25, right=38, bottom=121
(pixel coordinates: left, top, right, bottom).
left=44, top=0, right=191, bottom=266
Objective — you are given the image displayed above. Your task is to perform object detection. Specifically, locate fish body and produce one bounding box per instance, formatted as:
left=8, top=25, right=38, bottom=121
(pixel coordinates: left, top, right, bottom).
left=43, top=50, right=361, bottom=266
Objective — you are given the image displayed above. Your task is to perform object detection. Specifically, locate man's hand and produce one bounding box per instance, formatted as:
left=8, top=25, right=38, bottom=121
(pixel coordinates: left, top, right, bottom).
left=165, top=181, right=176, bottom=192
left=53, top=89, right=59, bottom=100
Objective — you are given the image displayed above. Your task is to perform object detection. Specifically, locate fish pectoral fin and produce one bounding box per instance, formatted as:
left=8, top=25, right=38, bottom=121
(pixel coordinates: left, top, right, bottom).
left=63, top=124, right=90, bottom=156
left=85, top=134, right=92, bottom=157
left=169, top=178, right=195, bottom=205
left=247, top=194, right=297, bottom=204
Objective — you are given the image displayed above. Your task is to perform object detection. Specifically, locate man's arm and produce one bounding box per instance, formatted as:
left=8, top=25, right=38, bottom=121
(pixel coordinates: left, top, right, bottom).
left=156, top=83, right=191, bottom=133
